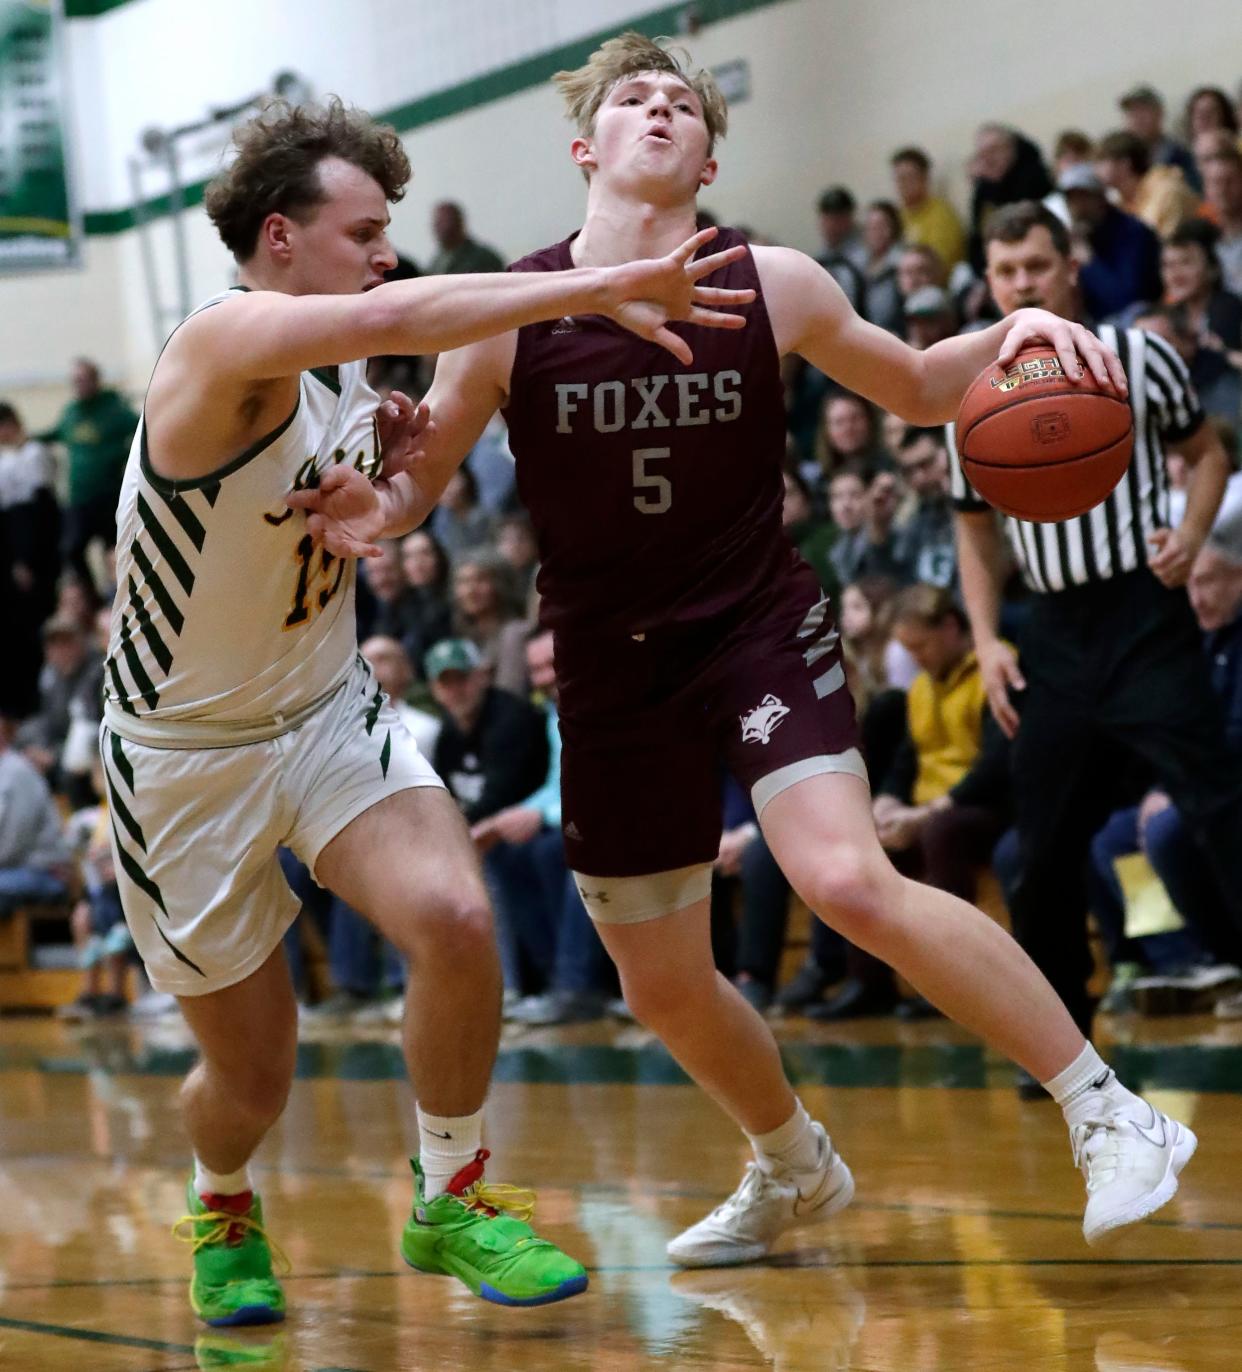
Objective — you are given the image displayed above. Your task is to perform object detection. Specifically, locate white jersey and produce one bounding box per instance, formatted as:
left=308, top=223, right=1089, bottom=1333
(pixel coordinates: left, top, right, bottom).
left=103, top=288, right=382, bottom=748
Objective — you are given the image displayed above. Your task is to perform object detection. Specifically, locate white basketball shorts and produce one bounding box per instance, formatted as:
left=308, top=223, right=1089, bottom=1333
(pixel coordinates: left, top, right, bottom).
left=100, top=659, right=442, bottom=996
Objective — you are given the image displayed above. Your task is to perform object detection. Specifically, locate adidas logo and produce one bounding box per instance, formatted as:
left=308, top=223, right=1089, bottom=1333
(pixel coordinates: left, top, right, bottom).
left=551, top=316, right=579, bottom=334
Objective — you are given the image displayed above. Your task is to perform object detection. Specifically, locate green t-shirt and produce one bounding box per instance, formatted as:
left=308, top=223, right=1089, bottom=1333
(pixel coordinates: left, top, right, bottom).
left=428, top=237, right=506, bottom=275
left=789, top=519, right=841, bottom=601
left=54, top=389, right=138, bottom=506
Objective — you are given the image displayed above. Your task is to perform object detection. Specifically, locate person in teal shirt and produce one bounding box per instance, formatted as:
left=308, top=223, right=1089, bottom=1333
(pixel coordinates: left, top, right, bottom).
left=42, top=358, right=138, bottom=588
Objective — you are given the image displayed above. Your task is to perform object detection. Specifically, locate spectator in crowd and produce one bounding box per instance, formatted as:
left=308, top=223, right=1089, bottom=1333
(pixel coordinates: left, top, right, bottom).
left=1182, top=85, right=1241, bottom=146
left=814, top=186, right=866, bottom=314
left=1167, top=421, right=1242, bottom=544
left=432, top=464, right=494, bottom=560
left=1044, top=130, right=1095, bottom=226
left=826, top=466, right=867, bottom=590
left=815, top=392, right=888, bottom=487
left=954, top=200, right=1242, bottom=1059
left=1089, top=539, right=1242, bottom=1015
left=782, top=467, right=839, bottom=599
left=473, top=628, right=610, bottom=1025
left=1149, top=223, right=1242, bottom=421
left=894, top=426, right=958, bottom=590
left=429, top=637, right=547, bottom=826
left=896, top=242, right=947, bottom=299
left=1095, top=130, right=1199, bottom=239
left=450, top=552, right=529, bottom=695
left=1059, top=163, right=1162, bottom=320
left=1201, top=151, right=1242, bottom=296
left=1193, top=129, right=1238, bottom=198
left=0, top=401, right=60, bottom=717
left=0, top=718, right=70, bottom=915
left=1118, top=84, right=1200, bottom=192
left=360, top=634, right=441, bottom=758
left=428, top=638, right=549, bottom=993
left=357, top=540, right=420, bottom=646
left=968, top=123, right=1053, bottom=269
left=464, top=413, right=519, bottom=516
left=861, top=200, right=905, bottom=334
left=397, top=529, right=453, bottom=672
left=903, top=285, right=958, bottom=350
left=59, top=785, right=132, bottom=1021
left=427, top=200, right=505, bottom=275
left=812, top=588, right=1012, bottom=1020
left=495, top=511, right=540, bottom=606
left=40, top=358, right=137, bottom=590
left=890, top=146, right=966, bottom=272
left=15, top=613, right=103, bottom=802
left=832, top=470, right=912, bottom=586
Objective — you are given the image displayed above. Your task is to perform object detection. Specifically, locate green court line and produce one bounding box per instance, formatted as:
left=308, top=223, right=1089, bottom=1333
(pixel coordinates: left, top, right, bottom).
left=77, top=0, right=790, bottom=235
left=0, top=1313, right=196, bottom=1354
left=7, top=1037, right=1242, bottom=1094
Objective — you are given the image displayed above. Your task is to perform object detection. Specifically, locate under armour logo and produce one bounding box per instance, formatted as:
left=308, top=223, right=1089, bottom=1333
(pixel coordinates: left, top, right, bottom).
left=577, top=888, right=610, bottom=904
left=565, top=821, right=583, bottom=841
left=740, top=694, right=790, bottom=745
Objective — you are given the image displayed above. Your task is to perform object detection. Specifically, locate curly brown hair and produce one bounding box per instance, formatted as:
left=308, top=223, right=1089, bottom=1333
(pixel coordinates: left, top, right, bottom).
left=204, top=96, right=411, bottom=260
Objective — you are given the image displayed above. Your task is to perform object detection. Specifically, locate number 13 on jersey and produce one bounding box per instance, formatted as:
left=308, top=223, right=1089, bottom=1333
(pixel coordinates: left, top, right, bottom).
left=285, top=532, right=345, bottom=629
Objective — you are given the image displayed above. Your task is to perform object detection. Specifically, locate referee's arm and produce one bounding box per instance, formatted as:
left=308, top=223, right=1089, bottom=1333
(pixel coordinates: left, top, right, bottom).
left=956, top=510, right=1025, bottom=737
left=1149, top=420, right=1230, bottom=587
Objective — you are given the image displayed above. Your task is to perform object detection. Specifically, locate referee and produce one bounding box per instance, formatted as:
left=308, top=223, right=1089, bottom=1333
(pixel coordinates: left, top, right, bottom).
left=951, top=201, right=1242, bottom=1042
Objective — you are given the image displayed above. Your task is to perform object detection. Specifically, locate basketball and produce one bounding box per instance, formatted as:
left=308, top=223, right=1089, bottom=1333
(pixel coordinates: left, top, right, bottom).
left=956, top=347, right=1134, bottom=522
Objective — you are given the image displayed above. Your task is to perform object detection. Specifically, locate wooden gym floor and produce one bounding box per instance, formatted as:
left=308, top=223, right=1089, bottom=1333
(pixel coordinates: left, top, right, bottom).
left=0, top=1011, right=1239, bottom=1371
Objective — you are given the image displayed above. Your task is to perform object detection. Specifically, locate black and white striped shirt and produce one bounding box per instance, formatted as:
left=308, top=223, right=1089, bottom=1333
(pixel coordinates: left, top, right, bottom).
left=947, top=325, right=1205, bottom=594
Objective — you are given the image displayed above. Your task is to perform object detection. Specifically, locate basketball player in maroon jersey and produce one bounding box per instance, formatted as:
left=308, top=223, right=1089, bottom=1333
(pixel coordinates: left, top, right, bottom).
left=291, top=35, right=1196, bottom=1260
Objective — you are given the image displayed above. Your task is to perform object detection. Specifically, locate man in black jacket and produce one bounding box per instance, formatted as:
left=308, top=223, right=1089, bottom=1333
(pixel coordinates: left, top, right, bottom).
left=428, top=638, right=549, bottom=825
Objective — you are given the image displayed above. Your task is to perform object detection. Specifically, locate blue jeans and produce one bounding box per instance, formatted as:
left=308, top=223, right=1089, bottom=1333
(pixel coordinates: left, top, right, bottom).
left=484, top=828, right=609, bottom=996
left=1088, top=806, right=1216, bottom=972
left=0, top=866, right=67, bottom=916
left=278, top=848, right=401, bottom=997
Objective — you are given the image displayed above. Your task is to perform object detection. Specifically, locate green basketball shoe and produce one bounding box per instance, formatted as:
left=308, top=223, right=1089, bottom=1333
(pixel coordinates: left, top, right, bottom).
left=174, top=1180, right=288, bottom=1327
left=401, top=1149, right=588, bottom=1307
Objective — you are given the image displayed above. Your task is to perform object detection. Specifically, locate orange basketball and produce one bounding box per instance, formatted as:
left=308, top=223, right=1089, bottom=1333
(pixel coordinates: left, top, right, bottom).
left=955, top=347, right=1133, bottom=522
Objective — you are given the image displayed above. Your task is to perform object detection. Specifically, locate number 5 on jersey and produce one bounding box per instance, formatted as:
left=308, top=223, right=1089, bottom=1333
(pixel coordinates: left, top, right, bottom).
left=285, top=532, right=346, bottom=629
left=633, top=447, right=672, bottom=514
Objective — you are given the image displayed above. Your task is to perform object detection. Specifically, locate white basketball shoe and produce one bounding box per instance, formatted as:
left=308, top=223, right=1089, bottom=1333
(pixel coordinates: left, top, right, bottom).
left=666, top=1122, right=854, bottom=1267
left=1073, top=1097, right=1197, bottom=1245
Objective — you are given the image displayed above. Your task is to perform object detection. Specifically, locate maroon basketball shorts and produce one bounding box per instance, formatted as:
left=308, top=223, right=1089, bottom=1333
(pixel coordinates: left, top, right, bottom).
left=555, top=559, right=864, bottom=886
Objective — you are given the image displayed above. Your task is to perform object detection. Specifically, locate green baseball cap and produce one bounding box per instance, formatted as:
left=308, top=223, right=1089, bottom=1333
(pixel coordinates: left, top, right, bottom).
left=424, top=637, right=482, bottom=681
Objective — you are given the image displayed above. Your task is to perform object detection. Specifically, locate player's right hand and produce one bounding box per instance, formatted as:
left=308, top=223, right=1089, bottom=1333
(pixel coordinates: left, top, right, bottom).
left=978, top=639, right=1025, bottom=738
left=285, top=463, right=386, bottom=559
left=603, top=226, right=756, bottom=364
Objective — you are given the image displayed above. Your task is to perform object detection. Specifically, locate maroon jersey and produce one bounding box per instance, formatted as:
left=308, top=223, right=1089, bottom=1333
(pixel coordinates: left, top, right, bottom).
left=503, top=228, right=791, bottom=636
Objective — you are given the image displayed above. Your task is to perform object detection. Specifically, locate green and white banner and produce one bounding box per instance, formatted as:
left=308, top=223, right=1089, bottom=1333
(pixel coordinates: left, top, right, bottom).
left=0, top=0, right=78, bottom=271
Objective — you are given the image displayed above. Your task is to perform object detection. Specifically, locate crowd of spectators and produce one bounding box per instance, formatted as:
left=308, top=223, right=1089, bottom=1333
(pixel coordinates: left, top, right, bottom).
left=5, top=83, right=1242, bottom=1028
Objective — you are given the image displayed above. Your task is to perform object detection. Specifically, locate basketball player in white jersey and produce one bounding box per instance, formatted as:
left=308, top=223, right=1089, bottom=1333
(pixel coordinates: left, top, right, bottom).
left=100, top=96, right=754, bottom=1323
left=294, top=38, right=1199, bottom=1268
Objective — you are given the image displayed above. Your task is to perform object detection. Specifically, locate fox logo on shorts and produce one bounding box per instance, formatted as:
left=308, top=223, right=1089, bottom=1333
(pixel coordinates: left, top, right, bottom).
left=740, top=694, right=790, bottom=745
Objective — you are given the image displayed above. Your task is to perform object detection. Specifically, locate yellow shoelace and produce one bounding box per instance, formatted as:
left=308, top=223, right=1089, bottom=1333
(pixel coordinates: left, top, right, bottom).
left=172, top=1208, right=293, bottom=1276
left=458, top=1180, right=537, bottom=1224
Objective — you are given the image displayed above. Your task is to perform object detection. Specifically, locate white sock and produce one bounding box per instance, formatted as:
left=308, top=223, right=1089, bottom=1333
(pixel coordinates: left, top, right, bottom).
left=1042, top=1042, right=1138, bottom=1128
left=746, top=1100, right=822, bottom=1176
left=193, top=1157, right=253, bottom=1199
left=418, top=1107, right=483, bottom=1199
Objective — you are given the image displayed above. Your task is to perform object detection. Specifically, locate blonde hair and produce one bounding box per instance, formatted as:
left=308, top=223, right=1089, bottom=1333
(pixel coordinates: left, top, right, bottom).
left=554, top=32, right=728, bottom=156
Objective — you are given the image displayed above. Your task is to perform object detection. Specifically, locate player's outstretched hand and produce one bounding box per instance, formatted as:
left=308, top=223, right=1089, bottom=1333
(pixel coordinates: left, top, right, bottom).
left=603, top=226, right=756, bottom=365
left=998, top=308, right=1129, bottom=397
left=376, top=392, right=435, bottom=481
left=285, top=463, right=386, bottom=559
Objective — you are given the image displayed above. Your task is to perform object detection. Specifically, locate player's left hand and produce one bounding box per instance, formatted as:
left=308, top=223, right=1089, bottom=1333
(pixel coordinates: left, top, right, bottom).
left=999, top=308, right=1129, bottom=397
left=604, top=227, right=757, bottom=365
left=285, top=463, right=386, bottom=559
left=376, top=392, right=435, bottom=481
left=1147, top=525, right=1199, bottom=587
